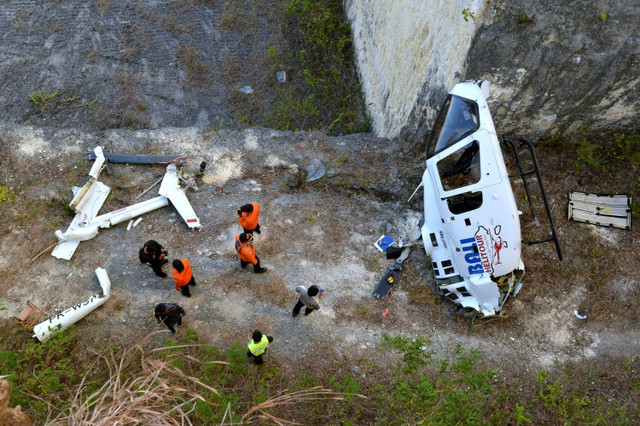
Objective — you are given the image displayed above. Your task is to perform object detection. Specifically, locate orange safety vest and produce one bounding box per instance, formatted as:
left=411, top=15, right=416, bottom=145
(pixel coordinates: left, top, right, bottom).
left=173, top=260, right=193, bottom=290
left=238, top=202, right=260, bottom=230
left=235, top=234, right=258, bottom=265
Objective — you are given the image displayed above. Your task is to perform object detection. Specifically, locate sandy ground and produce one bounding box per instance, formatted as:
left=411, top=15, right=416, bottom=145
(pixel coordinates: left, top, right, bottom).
left=1, top=123, right=638, bottom=377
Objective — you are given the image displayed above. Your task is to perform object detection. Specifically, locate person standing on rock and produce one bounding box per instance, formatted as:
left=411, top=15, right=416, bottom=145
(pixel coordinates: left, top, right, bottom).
left=237, top=202, right=261, bottom=235
left=172, top=259, right=197, bottom=297
left=154, top=303, right=185, bottom=334
left=292, top=284, right=324, bottom=317
left=139, top=240, right=168, bottom=277
left=235, top=233, right=267, bottom=273
left=246, top=329, right=273, bottom=364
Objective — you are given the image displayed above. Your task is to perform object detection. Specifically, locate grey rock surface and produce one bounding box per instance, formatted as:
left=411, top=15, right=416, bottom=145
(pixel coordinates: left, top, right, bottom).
left=0, top=1, right=275, bottom=131
left=401, top=0, right=639, bottom=140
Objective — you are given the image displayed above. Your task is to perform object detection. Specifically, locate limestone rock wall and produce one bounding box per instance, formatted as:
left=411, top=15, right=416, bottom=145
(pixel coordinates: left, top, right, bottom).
left=344, top=0, right=487, bottom=139
left=345, top=0, right=639, bottom=140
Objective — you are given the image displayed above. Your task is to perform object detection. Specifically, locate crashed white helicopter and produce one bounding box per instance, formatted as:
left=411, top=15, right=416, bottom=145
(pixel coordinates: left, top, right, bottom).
left=417, top=81, right=562, bottom=317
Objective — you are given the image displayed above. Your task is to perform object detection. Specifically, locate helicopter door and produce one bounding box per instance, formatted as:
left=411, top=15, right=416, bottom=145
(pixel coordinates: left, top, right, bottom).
left=431, top=130, right=502, bottom=199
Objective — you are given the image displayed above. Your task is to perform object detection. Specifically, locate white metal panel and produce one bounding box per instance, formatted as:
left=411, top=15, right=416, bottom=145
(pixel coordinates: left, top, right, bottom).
left=159, top=163, right=202, bottom=228
left=33, top=267, right=111, bottom=342
left=568, top=191, right=631, bottom=229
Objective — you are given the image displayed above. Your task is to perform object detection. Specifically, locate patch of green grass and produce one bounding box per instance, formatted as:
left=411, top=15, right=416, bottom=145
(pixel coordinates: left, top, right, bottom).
left=0, top=185, right=14, bottom=203
left=267, top=45, right=279, bottom=58
left=281, top=0, right=369, bottom=135
left=576, top=137, right=601, bottom=169
left=462, top=8, right=476, bottom=22
left=262, top=90, right=319, bottom=131
left=29, top=90, right=58, bottom=107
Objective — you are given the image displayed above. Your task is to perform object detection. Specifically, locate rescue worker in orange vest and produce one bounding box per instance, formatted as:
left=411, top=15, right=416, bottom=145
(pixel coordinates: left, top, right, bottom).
left=172, top=259, right=197, bottom=297
left=246, top=329, right=273, bottom=364
left=235, top=233, right=267, bottom=273
left=237, top=203, right=261, bottom=235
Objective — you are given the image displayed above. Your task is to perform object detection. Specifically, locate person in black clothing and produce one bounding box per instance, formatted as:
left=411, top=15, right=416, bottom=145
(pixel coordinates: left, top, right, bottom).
left=139, top=240, right=168, bottom=277
left=154, top=303, right=185, bottom=334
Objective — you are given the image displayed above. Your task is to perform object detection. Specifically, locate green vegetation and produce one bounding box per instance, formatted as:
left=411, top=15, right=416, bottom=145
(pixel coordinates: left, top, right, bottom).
left=28, top=87, right=97, bottom=124
left=281, top=0, right=369, bottom=135
left=600, top=13, right=607, bottom=23
left=462, top=8, right=476, bottom=23
left=0, top=185, right=13, bottom=204
left=0, top=326, right=637, bottom=423
left=575, top=132, right=640, bottom=170
left=29, top=90, right=58, bottom=107
left=376, top=334, right=638, bottom=424
left=267, top=45, right=278, bottom=59
left=516, top=11, right=534, bottom=24
left=229, top=0, right=369, bottom=135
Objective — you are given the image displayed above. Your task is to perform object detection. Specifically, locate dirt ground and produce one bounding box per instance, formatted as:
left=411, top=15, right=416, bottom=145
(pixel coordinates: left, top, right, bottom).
left=1, top=123, right=638, bottom=383
left=0, top=1, right=639, bottom=418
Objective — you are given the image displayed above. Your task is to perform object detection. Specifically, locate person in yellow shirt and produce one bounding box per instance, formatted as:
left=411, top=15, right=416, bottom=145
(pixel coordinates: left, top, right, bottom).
left=246, top=329, right=273, bottom=364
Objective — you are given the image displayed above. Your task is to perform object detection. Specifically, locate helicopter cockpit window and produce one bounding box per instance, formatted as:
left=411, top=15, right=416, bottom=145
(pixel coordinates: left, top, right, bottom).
left=426, top=95, right=479, bottom=159
left=437, top=140, right=481, bottom=191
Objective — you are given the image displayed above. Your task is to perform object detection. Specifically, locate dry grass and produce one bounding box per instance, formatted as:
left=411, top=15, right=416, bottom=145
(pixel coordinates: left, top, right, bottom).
left=22, top=331, right=365, bottom=425
left=242, top=386, right=367, bottom=425
left=45, top=331, right=228, bottom=425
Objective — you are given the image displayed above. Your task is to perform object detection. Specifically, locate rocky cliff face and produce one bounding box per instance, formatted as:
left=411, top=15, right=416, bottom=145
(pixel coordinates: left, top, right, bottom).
left=346, top=0, right=639, bottom=140
left=344, top=0, right=487, bottom=139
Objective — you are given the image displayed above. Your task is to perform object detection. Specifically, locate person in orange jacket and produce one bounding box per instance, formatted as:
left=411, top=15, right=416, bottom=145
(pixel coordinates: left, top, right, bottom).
left=172, top=259, right=197, bottom=297
left=237, top=203, right=261, bottom=235
left=235, top=233, right=267, bottom=274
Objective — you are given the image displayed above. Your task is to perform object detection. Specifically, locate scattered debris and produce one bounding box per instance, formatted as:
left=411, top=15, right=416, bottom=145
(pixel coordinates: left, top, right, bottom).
left=381, top=292, right=393, bottom=318
left=29, top=242, right=58, bottom=263
left=132, top=217, right=143, bottom=228
left=134, top=176, right=163, bottom=200
left=14, top=301, right=47, bottom=330
left=178, top=171, right=198, bottom=192
left=87, top=151, right=186, bottom=164
left=245, top=179, right=261, bottom=192
left=199, top=161, right=207, bottom=174
left=305, top=158, right=325, bottom=182
left=568, top=191, right=632, bottom=230
left=285, top=165, right=306, bottom=188
left=374, top=235, right=394, bottom=252
left=33, top=268, right=111, bottom=342
left=126, top=220, right=134, bottom=231
left=239, top=86, right=253, bottom=94
left=52, top=147, right=201, bottom=260
left=276, top=71, right=287, bottom=83
left=372, top=248, right=411, bottom=299
left=574, top=309, right=587, bottom=320
left=385, top=246, right=403, bottom=259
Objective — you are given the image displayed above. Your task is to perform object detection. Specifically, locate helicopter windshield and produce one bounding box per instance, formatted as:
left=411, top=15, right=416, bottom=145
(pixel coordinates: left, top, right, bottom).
left=426, top=95, right=479, bottom=159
